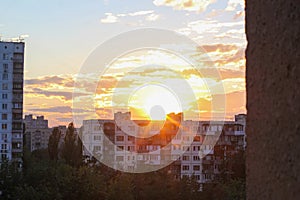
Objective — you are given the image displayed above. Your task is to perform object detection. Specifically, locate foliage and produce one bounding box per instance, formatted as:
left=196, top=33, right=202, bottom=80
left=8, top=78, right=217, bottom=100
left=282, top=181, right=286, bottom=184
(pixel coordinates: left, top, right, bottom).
left=48, top=127, right=61, bottom=162
left=61, top=123, right=82, bottom=168
left=0, top=121, right=246, bottom=199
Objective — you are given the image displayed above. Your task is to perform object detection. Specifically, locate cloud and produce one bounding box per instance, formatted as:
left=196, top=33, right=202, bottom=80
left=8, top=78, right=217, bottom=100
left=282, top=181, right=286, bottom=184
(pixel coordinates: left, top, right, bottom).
left=202, top=44, right=238, bottom=53
left=26, top=88, right=87, bottom=101
left=127, top=10, right=154, bottom=16
left=233, top=11, right=244, bottom=20
left=153, top=0, right=216, bottom=12
left=146, top=13, right=160, bottom=21
left=181, top=68, right=244, bottom=80
left=226, top=0, right=244, bottom=11
left=102, top=10, right=160, bottom=24
left=100, top=13, right=118, bottom=24
left=29, top=106, right=88, bottom=114
left=25, top=75, right=68, bottom=86
left=188, top=90, right=246, bottom=120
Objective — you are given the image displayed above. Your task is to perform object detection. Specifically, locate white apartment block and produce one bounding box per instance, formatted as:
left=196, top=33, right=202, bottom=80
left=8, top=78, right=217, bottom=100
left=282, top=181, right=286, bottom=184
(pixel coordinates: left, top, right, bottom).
left=81, top=112, right=246, bottom=182
left=0, top=41, right=24, bottom=164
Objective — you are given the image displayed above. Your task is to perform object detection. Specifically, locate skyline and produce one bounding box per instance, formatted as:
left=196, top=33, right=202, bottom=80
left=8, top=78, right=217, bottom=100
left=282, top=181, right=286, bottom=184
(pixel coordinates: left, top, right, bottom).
left=0, top=0, right=246, bottom=126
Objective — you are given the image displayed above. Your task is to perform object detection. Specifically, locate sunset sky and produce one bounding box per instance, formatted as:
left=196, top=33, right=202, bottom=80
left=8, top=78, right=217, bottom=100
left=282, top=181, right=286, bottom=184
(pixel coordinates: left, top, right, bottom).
left=0, top=0, right=246, bottom=127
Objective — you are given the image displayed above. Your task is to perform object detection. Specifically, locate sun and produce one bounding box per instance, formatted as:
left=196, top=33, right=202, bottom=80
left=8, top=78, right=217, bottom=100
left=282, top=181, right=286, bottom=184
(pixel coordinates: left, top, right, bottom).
left=149, top=105, right=166, bottom=120
left=128, top=84, right=182, bottom=120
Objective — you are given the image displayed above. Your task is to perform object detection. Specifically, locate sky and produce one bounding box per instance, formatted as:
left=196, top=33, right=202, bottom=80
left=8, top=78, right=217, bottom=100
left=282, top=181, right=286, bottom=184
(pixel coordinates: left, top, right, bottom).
left=0, top=0, right=246, bottom=127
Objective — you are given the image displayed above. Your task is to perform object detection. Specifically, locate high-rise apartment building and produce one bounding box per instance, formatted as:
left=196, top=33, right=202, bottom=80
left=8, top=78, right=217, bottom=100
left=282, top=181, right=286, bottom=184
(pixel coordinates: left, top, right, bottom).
left=24, top=115, right=51, bottom=152
left=0, top=41, right=25, bottom=165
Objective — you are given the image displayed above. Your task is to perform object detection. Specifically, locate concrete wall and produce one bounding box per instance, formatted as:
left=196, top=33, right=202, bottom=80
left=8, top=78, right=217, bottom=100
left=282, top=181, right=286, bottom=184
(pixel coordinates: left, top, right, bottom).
left=246, top=0, right=300, bottom=199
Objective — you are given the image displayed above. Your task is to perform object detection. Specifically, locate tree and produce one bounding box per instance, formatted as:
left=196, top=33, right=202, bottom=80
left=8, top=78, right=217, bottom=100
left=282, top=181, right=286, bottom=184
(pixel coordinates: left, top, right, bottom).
left=48, top=127, right=61, bottom=162
left=61, top=123, right=82, bottom=167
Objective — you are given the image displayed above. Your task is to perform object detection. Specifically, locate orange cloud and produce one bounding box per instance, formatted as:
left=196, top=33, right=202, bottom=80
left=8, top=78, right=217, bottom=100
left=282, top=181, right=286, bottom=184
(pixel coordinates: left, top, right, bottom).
left=153, top=0, right=216, bottom=12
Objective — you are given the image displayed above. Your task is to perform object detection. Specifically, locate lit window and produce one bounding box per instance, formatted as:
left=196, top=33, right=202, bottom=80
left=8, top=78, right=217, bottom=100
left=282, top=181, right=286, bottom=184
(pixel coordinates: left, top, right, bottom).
left=116, top=136, right=124, bottom=141
left=193, top=165, right=200, bottom=171
left=182, top=156, right=190, bottom=161
left=2, top=124, right=7, bottom=130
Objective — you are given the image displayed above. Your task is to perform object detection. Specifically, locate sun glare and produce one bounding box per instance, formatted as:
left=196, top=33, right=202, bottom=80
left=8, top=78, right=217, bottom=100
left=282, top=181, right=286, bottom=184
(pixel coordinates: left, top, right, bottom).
left=128, top=84, right=182, bottom=120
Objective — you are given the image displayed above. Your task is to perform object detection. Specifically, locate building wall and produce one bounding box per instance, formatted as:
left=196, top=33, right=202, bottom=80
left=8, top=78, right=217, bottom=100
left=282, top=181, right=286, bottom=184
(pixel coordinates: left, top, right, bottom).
left=246, top=1, right=300, bottom=199
left=0, top=41, right=24, bottom=164
left=23, top=115, right=50, bottom=152
left=81, top=112, right=246, bottom=183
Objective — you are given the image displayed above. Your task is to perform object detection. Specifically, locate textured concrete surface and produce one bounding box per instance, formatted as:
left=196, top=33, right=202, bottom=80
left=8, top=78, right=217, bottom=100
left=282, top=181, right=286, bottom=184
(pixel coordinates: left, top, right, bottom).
left=246, top=0, right=300, bottom=199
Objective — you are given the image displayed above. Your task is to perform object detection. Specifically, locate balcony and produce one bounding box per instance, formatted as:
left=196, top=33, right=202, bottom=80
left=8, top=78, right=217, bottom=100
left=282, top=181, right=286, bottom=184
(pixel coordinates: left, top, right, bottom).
left=13, top=68, right=23, bottom=74
left=12, top=108, right=22, bottom=114
left=12, top=54, right=24, bottom=63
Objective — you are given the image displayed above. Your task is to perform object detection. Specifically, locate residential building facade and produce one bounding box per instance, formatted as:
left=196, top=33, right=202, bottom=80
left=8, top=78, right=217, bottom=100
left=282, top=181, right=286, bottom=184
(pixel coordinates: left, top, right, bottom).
left=0, top=41, right=24, bottom=165
left=81, top=112, right=246, bottom=187
left=23, top=115, right=51, bottom=152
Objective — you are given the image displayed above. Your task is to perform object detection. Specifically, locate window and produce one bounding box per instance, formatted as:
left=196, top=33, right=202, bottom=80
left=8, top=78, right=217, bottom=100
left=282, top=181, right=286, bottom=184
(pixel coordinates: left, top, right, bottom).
left=93, top=125, right=102, bottom=131
left=193, top=146, right=200, bottom=151
left=2, top=114, right=7, bottom=120
left=94, top=135, right=101, bottom=141
left=93, top=146, right=101, bottom=151
left=3, top=64, right=8, bottom=72
left=128, top=136, right=134, bottom=141
left=127, top=146, right=135, bottom=151
left=2, top=53, right=9, bottom=60
left=2, top=83, right=8, bottom=90
left=116, top=156, right=124, bottom=162
left=2, top=104, right=7, bottom=110
left=1, top=154, right=7, bottom=160
left=1, top=144, right=7, bottom=150
left=2, top=73, right=8, bottom=80
left=193, top=165, right=200, bottom=171
left=13, top=83, right=22, bottom=89
left=13, top=103, right=22, bottom=109
left=2, top=124, right=7, bottom=130
left=116, top=136, right=124, bottom=141
left=193, top=156, right=200, bottom=161
left=2, top=94, right=8, bottom=99
left=182, top=155, right=190, bottom=161
left=13, top=113, right=22, bottom=120
left=13, top=93, right=22, bottom=99
left=12, top=122, right=22, bottom=130
left=117, top=146, right=124, bottom=151
left=182, top=165, right=190, bottom=171
left=1, top=134, right=7, bottom=140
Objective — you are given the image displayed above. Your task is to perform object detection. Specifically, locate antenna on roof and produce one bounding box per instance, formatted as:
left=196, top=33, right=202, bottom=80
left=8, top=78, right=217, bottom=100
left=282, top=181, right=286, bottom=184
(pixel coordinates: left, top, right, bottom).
left=18, top=36, right=24, bottom=42
left=18, top=34, right=29, bottom=42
